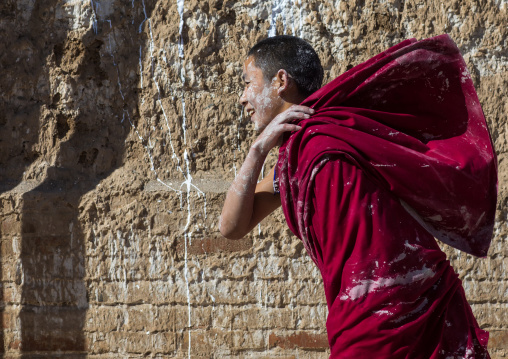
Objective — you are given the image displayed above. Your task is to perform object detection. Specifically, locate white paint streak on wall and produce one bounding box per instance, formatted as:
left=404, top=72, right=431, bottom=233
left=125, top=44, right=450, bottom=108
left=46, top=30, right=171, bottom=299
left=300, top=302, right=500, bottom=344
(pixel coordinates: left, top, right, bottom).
left=180, top=66, right=188, bottom=145
left=269, top=0, right=289, bottom=37
left=290, top=0, right=296, bottom=35
left=90, top=0, right=98, bottom=33
left=91, top=12, right=209, bottom=358
left=139, top=0, right=148, bottom=33
left=494, top=0, right=508, bottom=9
left=139, top=45, right=143, bottom=89
left=184, top=232, right=192, bottom=359
left=177, top=0, right=185, bottom=58
left=298, top=0, right=304, bottom=38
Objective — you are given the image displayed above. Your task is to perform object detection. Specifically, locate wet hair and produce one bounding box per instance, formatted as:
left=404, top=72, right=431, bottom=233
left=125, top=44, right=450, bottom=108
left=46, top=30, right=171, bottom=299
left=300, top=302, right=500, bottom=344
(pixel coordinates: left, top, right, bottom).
left=247, top=35, right=323, bottom=97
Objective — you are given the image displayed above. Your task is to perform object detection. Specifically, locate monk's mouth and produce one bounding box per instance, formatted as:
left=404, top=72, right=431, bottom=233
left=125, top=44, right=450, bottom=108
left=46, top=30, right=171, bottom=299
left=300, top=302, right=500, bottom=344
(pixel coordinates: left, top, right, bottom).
left=247, top=109, right=255, bottom=117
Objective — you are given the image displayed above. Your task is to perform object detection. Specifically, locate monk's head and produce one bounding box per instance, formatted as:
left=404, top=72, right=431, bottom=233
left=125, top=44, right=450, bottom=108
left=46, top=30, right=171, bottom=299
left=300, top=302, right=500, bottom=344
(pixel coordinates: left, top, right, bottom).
left=239, top=35, right=323, bottom=131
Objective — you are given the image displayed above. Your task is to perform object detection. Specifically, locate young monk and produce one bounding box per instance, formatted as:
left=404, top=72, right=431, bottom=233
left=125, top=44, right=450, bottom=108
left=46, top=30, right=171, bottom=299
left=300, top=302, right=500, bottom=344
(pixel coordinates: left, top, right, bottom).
left=220, top=35, right=496, bottom=358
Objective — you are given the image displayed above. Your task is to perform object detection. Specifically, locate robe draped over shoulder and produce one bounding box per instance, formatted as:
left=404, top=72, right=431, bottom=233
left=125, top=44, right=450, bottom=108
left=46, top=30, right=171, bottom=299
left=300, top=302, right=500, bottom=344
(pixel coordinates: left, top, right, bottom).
left=277, top=34, right=497, bottom=262
left=276, top=34, right=496, bottom=357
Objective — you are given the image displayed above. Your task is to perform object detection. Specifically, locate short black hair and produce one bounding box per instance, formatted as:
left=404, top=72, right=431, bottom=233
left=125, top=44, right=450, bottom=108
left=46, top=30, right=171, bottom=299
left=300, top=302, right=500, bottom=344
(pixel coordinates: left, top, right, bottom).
left=247, top=35, right=323, bottom=97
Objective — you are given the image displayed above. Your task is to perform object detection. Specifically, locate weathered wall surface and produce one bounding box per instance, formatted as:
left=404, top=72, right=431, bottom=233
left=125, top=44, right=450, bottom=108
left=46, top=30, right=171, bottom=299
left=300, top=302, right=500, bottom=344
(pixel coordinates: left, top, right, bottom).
left=0, top=0, right=506, bottom=357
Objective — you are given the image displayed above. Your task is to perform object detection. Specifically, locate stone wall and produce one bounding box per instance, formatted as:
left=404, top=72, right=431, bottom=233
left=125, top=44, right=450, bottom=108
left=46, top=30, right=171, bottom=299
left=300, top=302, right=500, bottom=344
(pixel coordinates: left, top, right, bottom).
left=0, top=0, right=506, bottom=357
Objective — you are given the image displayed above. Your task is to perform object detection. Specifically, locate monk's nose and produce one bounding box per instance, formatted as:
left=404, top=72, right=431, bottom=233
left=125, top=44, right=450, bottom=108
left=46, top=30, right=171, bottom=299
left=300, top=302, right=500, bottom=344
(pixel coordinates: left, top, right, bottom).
left=239, top=89, right=247, bottom=107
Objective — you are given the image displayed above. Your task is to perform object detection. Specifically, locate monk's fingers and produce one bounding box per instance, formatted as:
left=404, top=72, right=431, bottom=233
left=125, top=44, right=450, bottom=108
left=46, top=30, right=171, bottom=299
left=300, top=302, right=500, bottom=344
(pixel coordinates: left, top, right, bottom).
left=287, top=105, right=315, bottom=116
left=281, top=124, right=302, bottom=132
left=262, top=122, right=300, bottom=140
left=274, top=109, right=313, bottom=124
left=267, top=123, right=301, bottom=136
left=287, top=110, right=311, bottom=119
left=254, top=122, right=302, bottom=154
left=276, top=105, right=314, bottom=117
left=286, top=105, right=315, bottom=117
left=278, top=108, right=313, bottom=120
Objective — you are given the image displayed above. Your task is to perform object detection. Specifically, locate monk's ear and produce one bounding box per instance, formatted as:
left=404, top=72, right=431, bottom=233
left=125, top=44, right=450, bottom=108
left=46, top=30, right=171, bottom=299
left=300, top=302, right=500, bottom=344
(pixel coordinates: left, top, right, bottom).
left=274, top=69, right=290, bottom=95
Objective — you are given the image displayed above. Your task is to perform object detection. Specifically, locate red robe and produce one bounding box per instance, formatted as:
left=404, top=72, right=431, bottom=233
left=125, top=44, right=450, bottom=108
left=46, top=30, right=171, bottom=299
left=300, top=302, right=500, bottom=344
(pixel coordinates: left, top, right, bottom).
left=276, top=34, right=496, bottom=358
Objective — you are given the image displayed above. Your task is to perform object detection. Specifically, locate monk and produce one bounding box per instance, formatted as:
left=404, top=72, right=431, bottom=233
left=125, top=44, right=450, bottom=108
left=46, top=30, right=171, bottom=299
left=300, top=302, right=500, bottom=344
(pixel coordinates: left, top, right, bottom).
left=220, top=35, right=496, bottom=358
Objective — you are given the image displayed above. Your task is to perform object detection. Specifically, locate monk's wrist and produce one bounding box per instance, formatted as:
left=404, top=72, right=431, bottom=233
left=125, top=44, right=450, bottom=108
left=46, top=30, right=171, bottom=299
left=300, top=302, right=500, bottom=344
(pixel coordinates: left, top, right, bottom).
left=250, top=141, right=270, bottom=158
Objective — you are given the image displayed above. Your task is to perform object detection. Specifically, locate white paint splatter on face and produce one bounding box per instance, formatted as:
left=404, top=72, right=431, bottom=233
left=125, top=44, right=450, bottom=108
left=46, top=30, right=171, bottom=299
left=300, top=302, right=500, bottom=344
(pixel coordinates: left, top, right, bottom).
left=240, top=57, right=282, bottom=132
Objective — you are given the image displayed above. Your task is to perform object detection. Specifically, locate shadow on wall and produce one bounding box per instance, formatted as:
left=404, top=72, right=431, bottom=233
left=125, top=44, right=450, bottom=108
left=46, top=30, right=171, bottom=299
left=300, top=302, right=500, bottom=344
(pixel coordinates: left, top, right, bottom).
left=0, top=0, right=72, bottom=356
left=0, top=0, right=156, bottom=356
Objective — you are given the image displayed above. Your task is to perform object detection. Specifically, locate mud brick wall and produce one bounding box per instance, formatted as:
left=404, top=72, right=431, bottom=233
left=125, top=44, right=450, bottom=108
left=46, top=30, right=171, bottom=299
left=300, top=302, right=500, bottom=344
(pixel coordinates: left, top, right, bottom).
left=0, top=0, right=507, bottom=358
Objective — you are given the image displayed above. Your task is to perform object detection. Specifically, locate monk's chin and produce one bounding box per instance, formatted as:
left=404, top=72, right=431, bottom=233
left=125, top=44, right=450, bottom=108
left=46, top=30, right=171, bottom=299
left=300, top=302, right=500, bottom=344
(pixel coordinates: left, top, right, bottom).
left=254, top=120, right=264, bottom=132
left=253, top=118, right=271, bottom=133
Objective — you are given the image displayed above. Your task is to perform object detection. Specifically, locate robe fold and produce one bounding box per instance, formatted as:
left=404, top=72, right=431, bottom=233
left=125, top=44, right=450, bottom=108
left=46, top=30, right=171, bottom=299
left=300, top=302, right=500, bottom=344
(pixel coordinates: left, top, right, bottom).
left=276, top=34, right=496, bottom=357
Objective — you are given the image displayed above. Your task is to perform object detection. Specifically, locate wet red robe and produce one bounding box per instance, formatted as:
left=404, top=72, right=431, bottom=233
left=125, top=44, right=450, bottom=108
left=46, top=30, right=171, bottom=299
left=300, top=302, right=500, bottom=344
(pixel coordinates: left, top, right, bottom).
left=276, top=34, right=496, bottom=358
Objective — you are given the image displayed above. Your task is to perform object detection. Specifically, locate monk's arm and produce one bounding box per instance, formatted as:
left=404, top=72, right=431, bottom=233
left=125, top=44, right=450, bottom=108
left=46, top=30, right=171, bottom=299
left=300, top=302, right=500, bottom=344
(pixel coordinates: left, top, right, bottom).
left=220, top=105, right=313, bottom=239
left=219, top=145, right=281, bottom=239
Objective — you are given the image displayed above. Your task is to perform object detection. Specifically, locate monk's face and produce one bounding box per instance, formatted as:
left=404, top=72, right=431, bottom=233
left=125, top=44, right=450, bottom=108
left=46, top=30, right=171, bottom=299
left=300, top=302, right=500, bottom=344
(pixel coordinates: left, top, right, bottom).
left=239, top=56, right=284, bottom=132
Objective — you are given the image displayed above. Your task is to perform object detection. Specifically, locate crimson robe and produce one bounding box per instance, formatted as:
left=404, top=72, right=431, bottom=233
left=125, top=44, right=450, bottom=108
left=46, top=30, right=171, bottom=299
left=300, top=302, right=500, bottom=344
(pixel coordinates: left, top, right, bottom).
left=276, top=34, right=496, bottom=358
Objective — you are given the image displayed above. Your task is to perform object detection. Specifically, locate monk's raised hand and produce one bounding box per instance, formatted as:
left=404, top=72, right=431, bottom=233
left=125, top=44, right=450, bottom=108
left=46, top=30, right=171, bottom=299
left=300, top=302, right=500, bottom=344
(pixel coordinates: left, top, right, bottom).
left=251, top=105, right=314, bottom=155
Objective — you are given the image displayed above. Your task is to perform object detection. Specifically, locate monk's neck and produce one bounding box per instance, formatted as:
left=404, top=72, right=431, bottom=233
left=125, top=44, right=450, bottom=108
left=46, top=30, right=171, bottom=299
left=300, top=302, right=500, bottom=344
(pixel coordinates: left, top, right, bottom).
left=279, top=93, right=307, bottom=111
